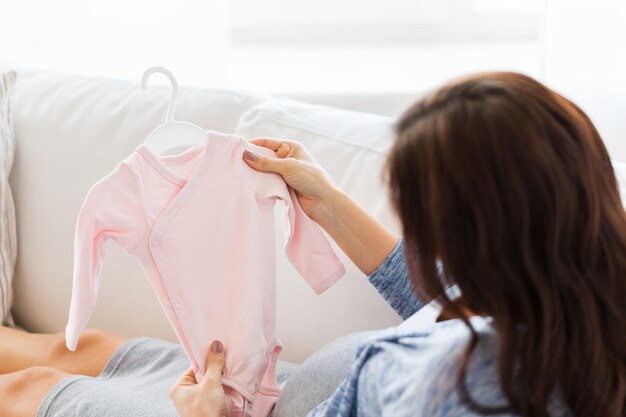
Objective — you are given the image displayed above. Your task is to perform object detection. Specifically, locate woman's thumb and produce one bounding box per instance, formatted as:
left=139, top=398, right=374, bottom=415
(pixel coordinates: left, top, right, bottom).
left=243, top=150, right=288, bottom=174
left=202, top=340, right=225, bottom=386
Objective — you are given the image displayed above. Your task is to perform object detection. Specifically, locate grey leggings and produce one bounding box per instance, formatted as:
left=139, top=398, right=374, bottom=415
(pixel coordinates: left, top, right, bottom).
left=36, top=330, right=378, bottom=417
left=273, top=330, right=379, bottom=417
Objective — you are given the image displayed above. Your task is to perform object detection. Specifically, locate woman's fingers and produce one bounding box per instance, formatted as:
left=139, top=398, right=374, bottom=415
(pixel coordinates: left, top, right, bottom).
left=250, top=137, right=299, bottom=158
left=245, top=136, right=294, bottom=174
left=243, top=149, right=293, bottom=175
left=201, top=340, right=225, bottom=388
left=174, top=366, right=198, bottom=387
left=169, top=340, right=228, bottom=417
left=249, top=137, right=292, bottom=151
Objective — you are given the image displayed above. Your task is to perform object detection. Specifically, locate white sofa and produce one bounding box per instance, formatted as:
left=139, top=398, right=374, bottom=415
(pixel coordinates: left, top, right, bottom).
left=8, top=71, right=421, bottom=363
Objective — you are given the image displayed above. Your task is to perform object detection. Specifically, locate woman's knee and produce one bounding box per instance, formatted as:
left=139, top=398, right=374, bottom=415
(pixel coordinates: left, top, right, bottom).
left=44, top=328, right=128, bottom=377
left=0, top=365, right=68, bottom=389
left=46, top=328, right=117, bottom=360
left=0, top=366, right=69, bottom=417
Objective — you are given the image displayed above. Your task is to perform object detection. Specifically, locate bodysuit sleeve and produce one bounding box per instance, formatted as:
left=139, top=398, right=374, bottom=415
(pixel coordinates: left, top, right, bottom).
left=65, top=163, right=147, bottom=351
left=276, top=185, right=346, bottom=293
left=244, top=141, right=346, bottom=294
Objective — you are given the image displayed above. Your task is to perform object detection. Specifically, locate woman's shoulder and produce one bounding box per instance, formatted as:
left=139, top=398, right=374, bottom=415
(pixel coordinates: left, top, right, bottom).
left=360, top=312, right=498, bottom=359
left=357, top=316, right=504, bottom=417
left=357, top=315, right=571, bottom=417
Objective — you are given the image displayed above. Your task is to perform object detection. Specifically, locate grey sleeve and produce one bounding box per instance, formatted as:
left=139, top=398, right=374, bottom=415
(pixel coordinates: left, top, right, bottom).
left=366, top=238, right=425, bottom=320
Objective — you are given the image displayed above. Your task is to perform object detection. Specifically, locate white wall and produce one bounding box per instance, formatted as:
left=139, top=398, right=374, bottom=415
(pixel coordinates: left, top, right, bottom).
left=1, top=0, right=543, bottom=96
left=544, top=0, right=626, bottom=161
left=0, top=0, right=230, bottom=87
left=1, top=1, right=622, bottom=154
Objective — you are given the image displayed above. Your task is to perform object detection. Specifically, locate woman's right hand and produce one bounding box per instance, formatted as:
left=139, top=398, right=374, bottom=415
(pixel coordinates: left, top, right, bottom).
left=242, top=138, right=338, bottom=224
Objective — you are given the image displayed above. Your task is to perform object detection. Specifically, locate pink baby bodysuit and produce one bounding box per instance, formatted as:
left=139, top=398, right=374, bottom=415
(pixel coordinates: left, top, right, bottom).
left=65, top=130, right=346, bottom=417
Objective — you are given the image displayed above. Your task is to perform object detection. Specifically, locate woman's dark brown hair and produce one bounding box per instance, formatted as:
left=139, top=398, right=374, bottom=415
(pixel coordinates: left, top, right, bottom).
left=386, top=72, right=626, bottom=417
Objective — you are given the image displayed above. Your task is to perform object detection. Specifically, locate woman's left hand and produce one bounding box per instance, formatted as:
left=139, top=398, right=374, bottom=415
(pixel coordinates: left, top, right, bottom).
left=169, top=340, right=228, bottom=417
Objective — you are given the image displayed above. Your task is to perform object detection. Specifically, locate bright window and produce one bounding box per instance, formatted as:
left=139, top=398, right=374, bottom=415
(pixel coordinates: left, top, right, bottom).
left=227, top=0, right=544, bottom=94
left=231, top=0, right=542, bottom=43
left=0, top=0, right=545, bottom=95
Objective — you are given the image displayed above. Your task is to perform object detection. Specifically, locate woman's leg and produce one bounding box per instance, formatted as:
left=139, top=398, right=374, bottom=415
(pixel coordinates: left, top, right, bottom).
left=273, top=330, right=380, bottom=417
left=0, top=366, right=71, bottom=417
left=0, top=326, right=130, bottom=417
left=0, top=325, right=129, bottom=376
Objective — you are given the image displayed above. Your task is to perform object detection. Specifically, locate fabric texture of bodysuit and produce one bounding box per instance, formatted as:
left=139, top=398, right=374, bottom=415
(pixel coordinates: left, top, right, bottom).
left=64, top=130, right=346, bottom=417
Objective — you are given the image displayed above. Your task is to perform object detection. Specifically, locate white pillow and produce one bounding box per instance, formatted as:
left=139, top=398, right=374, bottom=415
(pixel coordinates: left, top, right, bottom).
left=236, top=98, right=400, bottom=231
left=0, top=71, right=17, bottom=327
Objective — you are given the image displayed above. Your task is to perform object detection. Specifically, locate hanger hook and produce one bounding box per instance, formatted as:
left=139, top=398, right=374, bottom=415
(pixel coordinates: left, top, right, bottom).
left=141, top=66, right=178, bottom=124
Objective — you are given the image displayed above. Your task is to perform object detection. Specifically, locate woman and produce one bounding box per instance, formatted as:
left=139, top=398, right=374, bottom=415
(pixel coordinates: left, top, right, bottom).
left=1, top=72, right=624, bottom=417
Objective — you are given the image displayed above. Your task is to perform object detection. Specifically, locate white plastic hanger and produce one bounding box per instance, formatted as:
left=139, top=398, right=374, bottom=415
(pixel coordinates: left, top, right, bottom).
left=141, top=66, right=208, bottom=155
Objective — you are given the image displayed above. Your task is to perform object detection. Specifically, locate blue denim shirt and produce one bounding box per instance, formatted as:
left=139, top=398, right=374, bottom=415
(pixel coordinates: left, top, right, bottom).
left=307, top=238, right=571, bottom=417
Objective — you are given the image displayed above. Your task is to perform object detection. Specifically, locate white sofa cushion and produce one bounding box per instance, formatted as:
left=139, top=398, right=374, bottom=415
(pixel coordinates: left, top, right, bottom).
left=0, top=71, right=17, bottom=326
left=236, top=98, right=400, bottom=229
left=235, top=98, right=404, bottom=361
